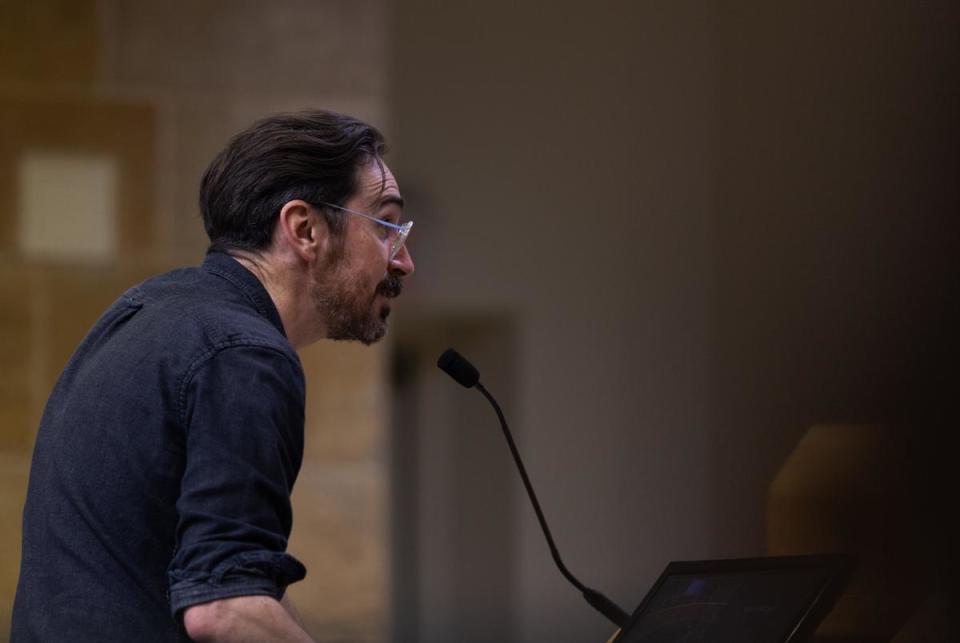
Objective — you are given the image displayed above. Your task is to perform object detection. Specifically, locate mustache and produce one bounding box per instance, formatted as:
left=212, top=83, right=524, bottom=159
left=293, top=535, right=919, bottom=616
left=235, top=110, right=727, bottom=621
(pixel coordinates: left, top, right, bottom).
left=376, top=274, right=403, bottom=298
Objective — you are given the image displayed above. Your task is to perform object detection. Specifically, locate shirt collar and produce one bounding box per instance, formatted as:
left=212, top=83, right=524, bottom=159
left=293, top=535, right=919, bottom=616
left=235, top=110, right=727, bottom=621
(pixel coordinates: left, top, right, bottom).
left=202, top=251, right=287, bottom=338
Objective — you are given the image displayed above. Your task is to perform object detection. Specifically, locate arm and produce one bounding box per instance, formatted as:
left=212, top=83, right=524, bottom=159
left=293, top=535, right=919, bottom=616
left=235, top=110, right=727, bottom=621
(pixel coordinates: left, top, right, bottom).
left=184, top=595, right=314, bottom=642
left=170, top=346, right=308, bottom=628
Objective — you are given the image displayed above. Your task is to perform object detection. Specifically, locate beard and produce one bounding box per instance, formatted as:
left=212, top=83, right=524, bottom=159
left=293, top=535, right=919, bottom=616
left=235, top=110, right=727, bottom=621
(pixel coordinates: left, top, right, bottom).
left=313, top=270, right=403, bottom=346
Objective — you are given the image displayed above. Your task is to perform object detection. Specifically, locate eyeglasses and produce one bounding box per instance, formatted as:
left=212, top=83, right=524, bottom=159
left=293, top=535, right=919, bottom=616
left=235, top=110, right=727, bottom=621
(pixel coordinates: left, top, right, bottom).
left=319, top=202, right=413, bottom=262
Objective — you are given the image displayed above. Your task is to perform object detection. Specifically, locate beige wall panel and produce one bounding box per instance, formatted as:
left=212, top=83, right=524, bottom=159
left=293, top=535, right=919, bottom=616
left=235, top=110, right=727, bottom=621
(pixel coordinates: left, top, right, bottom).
left=290, top=338, right=388, bottom=639
left=101, top=0, right=385, bottom=98
left=289, top=465, right=386, bottom=642
left=0, top=453, right=31, bottom=637
left=0, top=98, right=156, bottom=258
left=18, top=150, right=118, bottom=261
left=0, top=263, right=39, bottom=451
left=0, top=1, right=98, bottom=84
left=164, top=102, right=238, bottom=259
left=299, top=341, right=386, bottom=463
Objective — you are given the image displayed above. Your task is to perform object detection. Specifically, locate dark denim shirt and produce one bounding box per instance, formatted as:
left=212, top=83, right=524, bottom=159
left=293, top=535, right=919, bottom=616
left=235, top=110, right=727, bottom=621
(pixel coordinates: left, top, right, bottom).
left=12, top=252, right=307, bottom=641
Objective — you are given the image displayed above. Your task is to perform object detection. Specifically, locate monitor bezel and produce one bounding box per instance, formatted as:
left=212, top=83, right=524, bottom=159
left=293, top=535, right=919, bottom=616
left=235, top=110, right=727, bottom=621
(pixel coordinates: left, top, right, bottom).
left=618, top=553, right=856, bottom=643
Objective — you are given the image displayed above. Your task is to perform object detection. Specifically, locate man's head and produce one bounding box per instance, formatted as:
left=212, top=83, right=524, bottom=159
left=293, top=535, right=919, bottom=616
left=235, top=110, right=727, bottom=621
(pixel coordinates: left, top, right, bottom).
left=200, top=110, right=384, bottom=253
left=200, top=110, right=414, bottom=347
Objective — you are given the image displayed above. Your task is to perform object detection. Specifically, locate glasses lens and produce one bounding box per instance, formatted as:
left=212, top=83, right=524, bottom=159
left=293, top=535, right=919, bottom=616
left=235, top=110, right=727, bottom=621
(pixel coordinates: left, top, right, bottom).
left=390, top=221, right=413, bottom=261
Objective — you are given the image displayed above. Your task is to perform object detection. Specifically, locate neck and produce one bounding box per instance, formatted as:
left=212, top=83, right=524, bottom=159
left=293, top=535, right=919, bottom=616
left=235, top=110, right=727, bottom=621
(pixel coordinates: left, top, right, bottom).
left=229, top=250, right=321, bottom=349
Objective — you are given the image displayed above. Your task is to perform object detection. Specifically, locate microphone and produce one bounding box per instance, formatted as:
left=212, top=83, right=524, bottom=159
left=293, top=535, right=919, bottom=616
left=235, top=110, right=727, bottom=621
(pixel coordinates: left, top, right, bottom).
left=436, top=348, right=630, bottom=629
left=436, top=348, right=478, bottom=388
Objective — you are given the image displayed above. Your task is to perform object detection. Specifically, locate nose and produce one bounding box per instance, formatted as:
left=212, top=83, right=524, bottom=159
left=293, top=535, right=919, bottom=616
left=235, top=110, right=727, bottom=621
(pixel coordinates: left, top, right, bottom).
left=390, top=243, right=415, bottom=277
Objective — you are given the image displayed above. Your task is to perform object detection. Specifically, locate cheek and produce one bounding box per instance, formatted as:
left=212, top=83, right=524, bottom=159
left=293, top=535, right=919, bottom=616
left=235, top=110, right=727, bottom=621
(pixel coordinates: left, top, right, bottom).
left=356, top=258, right=385, bottom=300
left=341, top=241, right=383, bottom=283
left=362, top=242, right=390, bottom=282
left=337, top=236, right=389, bottom=299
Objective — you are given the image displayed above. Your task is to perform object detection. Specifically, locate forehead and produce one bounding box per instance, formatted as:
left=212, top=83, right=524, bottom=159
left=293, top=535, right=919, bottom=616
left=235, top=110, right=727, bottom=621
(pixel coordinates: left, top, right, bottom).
left=355, top=159, right=401, bottom=209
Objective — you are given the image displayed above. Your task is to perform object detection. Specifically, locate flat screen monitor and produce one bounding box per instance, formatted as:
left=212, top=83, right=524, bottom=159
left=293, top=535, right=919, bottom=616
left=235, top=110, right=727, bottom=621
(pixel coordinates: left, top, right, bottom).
left=616, top=554, right=855, bottom=643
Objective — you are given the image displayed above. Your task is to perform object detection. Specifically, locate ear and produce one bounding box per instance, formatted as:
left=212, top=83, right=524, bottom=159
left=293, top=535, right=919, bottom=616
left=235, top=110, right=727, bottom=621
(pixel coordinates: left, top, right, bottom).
left=275, top=200, right=328, bottom=262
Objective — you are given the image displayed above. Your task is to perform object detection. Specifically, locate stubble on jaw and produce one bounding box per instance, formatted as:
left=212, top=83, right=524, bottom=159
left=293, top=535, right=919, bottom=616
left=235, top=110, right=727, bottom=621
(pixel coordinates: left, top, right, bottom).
left=311, top=259, right=403, bottom=346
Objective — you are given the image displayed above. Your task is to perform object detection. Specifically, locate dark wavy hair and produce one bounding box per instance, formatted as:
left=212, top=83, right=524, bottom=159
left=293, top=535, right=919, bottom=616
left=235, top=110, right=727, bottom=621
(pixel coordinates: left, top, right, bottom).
left=200, top=110, right=385, bottom=253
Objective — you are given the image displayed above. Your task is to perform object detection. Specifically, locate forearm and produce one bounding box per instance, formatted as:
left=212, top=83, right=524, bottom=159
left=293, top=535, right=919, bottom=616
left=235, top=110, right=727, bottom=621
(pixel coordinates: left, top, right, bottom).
left=184, top=595, right=315, bottom=642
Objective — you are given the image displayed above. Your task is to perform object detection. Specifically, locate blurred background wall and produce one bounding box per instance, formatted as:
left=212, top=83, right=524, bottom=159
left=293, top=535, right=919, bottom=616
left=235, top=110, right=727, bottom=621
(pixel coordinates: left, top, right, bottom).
left=2, top=1, right=958, bottom=642
left=388, top=1, right=958, bottom=641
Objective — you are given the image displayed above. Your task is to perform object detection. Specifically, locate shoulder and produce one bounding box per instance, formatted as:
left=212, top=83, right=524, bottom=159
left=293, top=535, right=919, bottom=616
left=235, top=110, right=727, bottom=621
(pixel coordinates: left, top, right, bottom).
left=123, top=264, right=301, bottom=417
left=132, top=263, right=293, bottom=355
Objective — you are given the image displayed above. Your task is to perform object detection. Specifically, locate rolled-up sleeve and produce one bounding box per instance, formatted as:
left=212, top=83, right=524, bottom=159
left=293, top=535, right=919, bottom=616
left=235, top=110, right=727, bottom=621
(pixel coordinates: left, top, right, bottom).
left=168, top=343, right=307, bottom=616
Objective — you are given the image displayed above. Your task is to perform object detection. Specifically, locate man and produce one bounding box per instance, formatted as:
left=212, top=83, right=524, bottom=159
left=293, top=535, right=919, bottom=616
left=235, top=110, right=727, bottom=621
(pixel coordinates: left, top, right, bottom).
left=12, top=110, right=414, bottom=641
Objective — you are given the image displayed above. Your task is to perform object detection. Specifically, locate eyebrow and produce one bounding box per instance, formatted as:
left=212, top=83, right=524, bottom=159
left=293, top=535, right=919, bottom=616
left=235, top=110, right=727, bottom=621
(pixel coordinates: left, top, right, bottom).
left=377, top=195, right=405, bottom=210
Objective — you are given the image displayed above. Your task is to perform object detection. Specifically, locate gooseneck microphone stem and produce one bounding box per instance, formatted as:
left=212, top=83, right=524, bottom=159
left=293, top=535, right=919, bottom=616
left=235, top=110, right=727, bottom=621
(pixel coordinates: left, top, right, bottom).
left=475, top=381, right=630, bottom=629
left=475, top=383, right=581, bottom=590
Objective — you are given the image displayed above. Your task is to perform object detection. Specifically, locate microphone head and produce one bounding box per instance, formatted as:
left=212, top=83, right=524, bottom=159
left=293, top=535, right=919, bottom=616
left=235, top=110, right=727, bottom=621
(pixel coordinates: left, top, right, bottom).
left=437, top=348, right=480, bottom=388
